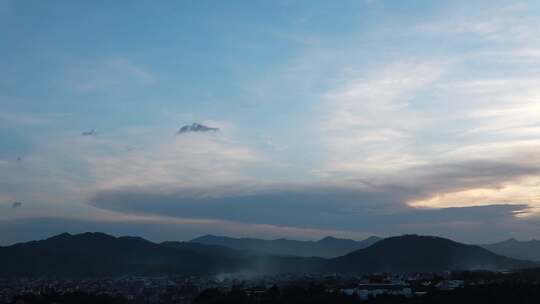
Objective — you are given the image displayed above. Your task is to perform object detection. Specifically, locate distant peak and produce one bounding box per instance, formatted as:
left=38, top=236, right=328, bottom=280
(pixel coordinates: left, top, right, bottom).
left=199, top=234, right=219, bottom=239
left=45, top=232, right=122, bottom=243
left=318, top=236, right=357, bottom=244
left=47, top=232, right=73, bottom=240
left=191, top=234, right=221, bottom=242
left=361, top=236, right=383, bottom=245
left=320, top=236, right=338, bottom=241
left=364, top=236, right=382, bottom=241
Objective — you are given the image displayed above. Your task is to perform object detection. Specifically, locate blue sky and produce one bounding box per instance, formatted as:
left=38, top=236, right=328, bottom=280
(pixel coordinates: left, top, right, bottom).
left=2, top=0, right=540, bottom=244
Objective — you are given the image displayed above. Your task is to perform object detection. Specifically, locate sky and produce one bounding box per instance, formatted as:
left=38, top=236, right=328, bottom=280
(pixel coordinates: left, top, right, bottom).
left=2, top=0, right=540, bottom=245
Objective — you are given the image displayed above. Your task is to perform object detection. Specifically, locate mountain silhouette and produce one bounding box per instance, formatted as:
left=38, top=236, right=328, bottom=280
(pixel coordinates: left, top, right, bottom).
left=482, top=238, right=540, bottom=262
left=0, top=232, right=243, bottom=277
left=327, top=235, right=535, bottom=273
left=190, top=235, right=381, bottom=258
left=0, top=233, right=534, bottom=277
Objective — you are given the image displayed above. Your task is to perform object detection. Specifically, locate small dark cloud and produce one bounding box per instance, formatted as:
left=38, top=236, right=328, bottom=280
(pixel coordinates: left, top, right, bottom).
left=81, top=130, right=97, bottom=136
left=177, top=123, right=219, bottom=135
left=16, top=157, right=21, bottom=162
left=11, top=201, right=22, bottom=208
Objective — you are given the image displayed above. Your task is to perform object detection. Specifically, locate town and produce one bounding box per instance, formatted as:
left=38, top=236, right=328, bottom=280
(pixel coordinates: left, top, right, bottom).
left=4, top=269, right=540, bottom=304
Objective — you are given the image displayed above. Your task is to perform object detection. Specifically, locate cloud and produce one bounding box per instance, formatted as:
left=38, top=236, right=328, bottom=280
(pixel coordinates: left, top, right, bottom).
left=0, top=112, right=71, bottom=126
left=88, top=182, right=533, bottom=243
left=86, top=150, right=540, bottom=243
left=265, top=138, right=288, bottom=152
left=317, top=60, right=449, bottom=174
left=415, top=3, right=538, bottom=42
left=0, top=118, right=273, bottom=228
left=177, top=123, right=219, bottom=135
left=69, top=23, right=540, bottom=242
left=81, top=130, right=97, bottom=136
left=306, top=17, right=540, bottom=214
left=400, top=157, right=540, bottom=214
left=68, top=58, right=154, bottom=92
left=308, top=2, right=540, bottom=178
left=82, top=132, right=262, bottom=190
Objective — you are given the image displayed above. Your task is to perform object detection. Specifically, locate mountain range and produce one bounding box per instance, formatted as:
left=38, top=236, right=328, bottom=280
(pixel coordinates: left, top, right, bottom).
left=190, top=235, right=382, bottom=258
left=0, top=232, right=534, bottom=278
left=0, top=232, right=242, bottom=277
left=481, top=238, right=540, bottom=262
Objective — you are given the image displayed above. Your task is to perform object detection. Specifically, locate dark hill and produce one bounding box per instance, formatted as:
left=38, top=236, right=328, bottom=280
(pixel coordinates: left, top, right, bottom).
left=0, top=232, right=242, bottom=277
left=327, top=235, right=534, bottom=273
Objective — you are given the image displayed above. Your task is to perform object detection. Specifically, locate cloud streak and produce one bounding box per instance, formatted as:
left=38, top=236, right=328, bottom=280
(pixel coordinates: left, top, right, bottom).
left=88, top=183, right=531, bottom=243
left=87, top=154, right=540, bottom=242
left=68, top=58, right=154, bottom=92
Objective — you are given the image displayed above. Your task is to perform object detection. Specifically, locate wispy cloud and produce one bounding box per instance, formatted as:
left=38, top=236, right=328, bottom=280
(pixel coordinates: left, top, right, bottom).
left=0, top=112, right=71, bottom=126
left=318, top=60, right=449, bottom=173
left=68, top=58, right=154, bottom=92
left=85, top=134, right=263, bottom=190
left=415, top=3, right=539, bottom=42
